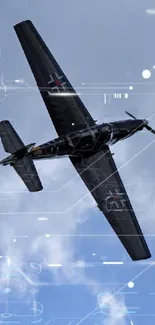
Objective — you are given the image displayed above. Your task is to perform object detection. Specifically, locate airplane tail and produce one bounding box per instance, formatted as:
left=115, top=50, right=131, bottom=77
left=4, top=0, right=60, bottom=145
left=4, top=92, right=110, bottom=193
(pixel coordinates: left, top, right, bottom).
left=0, top=120, right=43, bottom=192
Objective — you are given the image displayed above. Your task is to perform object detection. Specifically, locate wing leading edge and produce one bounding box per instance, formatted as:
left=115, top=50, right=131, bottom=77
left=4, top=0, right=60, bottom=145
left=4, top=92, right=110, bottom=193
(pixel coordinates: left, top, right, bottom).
left=14, top=20, right=95, bottom=136
left=70, top=147, right=151, bottom=261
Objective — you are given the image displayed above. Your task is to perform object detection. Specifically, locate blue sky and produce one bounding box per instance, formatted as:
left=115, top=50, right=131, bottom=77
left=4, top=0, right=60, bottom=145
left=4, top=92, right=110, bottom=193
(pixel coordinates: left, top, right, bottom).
left=0, top=1, right=155, bottom=325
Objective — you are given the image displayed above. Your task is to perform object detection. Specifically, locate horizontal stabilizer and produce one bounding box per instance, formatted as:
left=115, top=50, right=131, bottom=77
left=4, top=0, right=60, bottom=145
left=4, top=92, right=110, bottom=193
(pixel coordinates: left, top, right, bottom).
left=0, top=120, right=24, bottom=153
left=13, top=156, right=43, bottom=192
left=0, top=120, right=43, bottom=192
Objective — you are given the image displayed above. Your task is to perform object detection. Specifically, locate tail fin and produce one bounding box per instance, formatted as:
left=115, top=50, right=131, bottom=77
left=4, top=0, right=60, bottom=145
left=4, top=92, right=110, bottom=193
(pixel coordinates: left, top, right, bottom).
left=0, top=121, right=43, bottom=192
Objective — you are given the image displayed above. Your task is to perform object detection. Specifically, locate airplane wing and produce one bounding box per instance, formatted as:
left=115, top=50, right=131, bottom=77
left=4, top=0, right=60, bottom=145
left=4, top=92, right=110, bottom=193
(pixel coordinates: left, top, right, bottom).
left=14, top=20, right=95, bottom=136
left=70, top=146, right=151, bottom=260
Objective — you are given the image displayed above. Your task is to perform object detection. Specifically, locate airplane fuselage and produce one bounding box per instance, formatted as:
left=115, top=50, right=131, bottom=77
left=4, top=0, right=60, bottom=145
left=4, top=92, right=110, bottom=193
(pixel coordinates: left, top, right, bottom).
left=31, top=118, right=146, bottom=160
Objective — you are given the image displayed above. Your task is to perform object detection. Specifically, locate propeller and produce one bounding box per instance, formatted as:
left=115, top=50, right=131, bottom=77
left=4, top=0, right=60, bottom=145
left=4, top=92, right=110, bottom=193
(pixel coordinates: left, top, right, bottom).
left=125, top=111, right=155, bottom=135
left=125, top=111, right=136, bottom=120
left=144, top=124, right=155, bottom=134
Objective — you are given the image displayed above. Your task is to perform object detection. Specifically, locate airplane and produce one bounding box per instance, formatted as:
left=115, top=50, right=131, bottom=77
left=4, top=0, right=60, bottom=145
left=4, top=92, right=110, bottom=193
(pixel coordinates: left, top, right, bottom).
left=0, top=20, right=153, bottom=261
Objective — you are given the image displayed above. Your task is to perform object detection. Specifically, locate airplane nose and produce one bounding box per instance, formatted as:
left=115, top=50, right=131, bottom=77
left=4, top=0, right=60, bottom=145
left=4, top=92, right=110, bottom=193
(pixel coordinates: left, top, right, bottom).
left=143, top=119, right=148, bottom=126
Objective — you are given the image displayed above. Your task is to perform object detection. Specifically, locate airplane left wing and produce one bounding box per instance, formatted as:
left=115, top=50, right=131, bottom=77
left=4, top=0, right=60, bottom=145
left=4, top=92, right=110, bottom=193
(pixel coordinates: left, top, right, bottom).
left=70, top=146, right=151, bottom=261
left=14, top=20, right=95, bottom=136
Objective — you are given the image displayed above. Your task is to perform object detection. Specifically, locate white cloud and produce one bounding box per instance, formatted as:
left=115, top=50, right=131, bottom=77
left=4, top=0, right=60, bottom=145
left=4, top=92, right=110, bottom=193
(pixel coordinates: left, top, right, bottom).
left=98, top=292, right=128, bottom=325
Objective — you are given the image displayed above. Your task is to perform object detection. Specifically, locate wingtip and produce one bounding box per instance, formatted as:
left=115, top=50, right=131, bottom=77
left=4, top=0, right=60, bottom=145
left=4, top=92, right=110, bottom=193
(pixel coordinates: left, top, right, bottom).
left=29, top=185, right=43, bottom=192
left=132, top=252, right=151, bottom=261
left=0, top=120, right=9, bottom=124
left=14, top=20, right=33, bottom=30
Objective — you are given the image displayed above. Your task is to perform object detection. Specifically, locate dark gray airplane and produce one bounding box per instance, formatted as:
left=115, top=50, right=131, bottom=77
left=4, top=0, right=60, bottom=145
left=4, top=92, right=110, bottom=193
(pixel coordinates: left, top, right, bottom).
left=0, top=20, right=153, bottom=261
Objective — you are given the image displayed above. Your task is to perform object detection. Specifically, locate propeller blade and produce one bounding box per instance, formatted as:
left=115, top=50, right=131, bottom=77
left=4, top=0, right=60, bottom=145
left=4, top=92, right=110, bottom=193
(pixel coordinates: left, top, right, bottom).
left=145, top=124, right=155, bottom=134
left=125, top=110, right=155, bottom=135
left=125, top=111, right=137, bottom=119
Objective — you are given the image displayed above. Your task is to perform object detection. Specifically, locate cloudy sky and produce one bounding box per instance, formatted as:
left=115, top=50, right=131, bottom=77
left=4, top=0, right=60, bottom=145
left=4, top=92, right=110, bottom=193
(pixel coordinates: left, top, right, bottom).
left=0, top=0, right=155, bottom=324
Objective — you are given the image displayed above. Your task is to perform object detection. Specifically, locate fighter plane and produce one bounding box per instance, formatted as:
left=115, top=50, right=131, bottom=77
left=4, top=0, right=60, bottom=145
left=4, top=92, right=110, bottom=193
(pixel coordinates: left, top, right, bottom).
left=0, top=20, right=153, bottom=261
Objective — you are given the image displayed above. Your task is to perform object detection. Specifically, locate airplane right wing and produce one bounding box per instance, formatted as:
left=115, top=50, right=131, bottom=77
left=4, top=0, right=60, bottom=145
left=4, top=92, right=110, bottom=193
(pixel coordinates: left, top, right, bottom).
left=14, top=20, right=95, bottom=136
left=70, top=146, right=151, bottom=261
